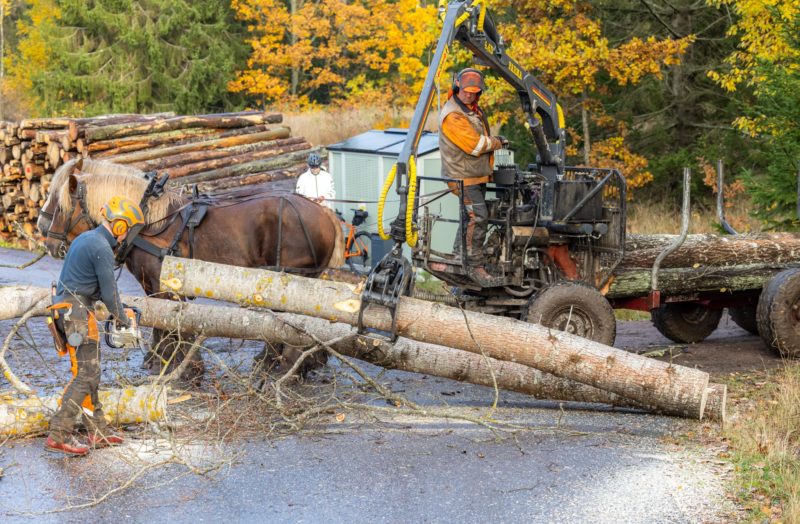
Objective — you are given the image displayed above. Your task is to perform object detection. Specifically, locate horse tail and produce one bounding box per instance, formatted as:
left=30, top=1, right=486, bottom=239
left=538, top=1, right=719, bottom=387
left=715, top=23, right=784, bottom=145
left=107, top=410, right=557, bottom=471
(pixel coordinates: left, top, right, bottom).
left=323, top=207, right=346, bottom=269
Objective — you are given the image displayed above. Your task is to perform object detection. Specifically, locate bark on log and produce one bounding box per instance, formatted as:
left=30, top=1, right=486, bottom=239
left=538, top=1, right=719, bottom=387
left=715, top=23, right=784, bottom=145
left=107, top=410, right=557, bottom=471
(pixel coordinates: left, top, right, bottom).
left=0, top=285, right=726, bottom=421
left=158, top=258, right=717, bottom=419
left=623, top=233, right=800, bottom=268
left=105, top=127, right=292, bottom=165
left=171, top=150, right=313, bottom=186
left=0, top=385, right=168, bottom=436
left=84, top=112, right=283, bottom=143
left=87, top=124, right=276, bottom=156
left=607, top=264, right=800, bottom=299
left=127, top=136, right=307, bottom=175
left=198, top=166, right=305, bottom=193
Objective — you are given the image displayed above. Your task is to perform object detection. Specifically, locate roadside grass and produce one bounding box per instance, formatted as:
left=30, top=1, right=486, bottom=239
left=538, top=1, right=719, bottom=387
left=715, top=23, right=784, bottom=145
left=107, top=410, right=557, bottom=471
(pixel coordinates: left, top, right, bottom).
left=626, top=196, right=761, bottom=235
left=283, top=105, right=414, bottom=147
left=722, top=364, right=800, bottom=522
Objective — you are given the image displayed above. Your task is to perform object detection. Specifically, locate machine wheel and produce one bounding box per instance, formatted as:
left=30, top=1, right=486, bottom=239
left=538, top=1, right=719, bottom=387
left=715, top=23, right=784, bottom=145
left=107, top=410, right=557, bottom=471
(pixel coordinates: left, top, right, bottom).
left=756, top=268, right=800, bottom=358
left=524, top=282, right=616, bottom=346
left=651, top=303, right=723, bottom=343
left=728, top=305, right=759, bottom=335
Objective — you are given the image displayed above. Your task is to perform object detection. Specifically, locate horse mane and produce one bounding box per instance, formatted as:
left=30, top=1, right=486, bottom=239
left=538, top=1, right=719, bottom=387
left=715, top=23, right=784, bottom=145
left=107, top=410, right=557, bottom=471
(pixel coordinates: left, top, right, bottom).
left=56, top=160, right=182, bottom=224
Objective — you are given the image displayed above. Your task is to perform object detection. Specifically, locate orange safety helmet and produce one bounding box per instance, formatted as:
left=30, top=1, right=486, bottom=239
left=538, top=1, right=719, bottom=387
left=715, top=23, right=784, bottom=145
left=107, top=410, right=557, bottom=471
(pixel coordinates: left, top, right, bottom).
left=100, top=196, right=144, bottom=237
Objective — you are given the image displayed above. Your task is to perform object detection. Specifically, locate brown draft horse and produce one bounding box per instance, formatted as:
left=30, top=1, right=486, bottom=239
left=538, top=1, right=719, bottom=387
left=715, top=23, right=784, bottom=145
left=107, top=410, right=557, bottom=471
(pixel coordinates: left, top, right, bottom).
left=38, top=158, right=344, bottom=381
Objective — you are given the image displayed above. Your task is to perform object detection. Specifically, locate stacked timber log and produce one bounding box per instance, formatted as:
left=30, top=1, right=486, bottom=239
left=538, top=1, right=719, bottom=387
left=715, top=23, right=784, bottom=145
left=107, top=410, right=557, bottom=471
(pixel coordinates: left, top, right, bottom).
left=0, top=111, right=317, bottom=247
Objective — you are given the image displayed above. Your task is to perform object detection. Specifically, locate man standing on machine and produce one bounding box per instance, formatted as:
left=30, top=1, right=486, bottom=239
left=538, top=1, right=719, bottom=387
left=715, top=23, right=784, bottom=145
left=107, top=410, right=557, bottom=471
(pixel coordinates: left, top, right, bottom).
left=439, top=67, right=508, bottom=287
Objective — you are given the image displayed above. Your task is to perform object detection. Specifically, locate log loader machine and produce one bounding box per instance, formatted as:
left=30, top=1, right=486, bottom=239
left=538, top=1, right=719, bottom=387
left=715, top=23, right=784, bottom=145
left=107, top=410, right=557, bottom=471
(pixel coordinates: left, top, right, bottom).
left=361, top=0, right=626, bottom=345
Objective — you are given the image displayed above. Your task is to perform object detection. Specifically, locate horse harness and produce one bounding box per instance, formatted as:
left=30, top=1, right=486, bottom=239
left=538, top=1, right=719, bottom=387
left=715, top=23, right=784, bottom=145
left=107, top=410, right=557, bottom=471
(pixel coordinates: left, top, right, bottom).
left=55, top=173, right=330, bottom=274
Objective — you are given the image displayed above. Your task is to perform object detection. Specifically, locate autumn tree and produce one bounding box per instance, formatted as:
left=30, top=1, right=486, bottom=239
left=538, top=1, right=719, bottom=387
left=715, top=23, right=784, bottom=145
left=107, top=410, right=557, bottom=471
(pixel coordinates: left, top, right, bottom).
left=229, top=0, right=437, bottom=109
left=709, top=0, right=800, bottom=230
left=483, top=0, right=692, bottom=192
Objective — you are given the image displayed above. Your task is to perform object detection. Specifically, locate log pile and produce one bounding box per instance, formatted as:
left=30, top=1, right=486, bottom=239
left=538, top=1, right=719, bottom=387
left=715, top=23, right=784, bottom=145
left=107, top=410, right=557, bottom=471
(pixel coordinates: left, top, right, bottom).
left=0, top=111, right=317, bottom=247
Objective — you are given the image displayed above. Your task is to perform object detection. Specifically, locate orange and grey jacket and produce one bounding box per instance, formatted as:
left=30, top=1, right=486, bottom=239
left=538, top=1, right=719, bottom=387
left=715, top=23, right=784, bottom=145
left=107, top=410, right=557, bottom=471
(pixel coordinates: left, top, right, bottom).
left=438, top=96, right=502, bottom=186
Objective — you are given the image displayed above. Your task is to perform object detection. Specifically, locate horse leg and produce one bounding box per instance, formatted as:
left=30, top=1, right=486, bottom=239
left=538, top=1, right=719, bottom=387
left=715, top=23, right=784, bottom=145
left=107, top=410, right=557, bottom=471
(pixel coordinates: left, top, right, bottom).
left=131, top=255, right=206, bottom=385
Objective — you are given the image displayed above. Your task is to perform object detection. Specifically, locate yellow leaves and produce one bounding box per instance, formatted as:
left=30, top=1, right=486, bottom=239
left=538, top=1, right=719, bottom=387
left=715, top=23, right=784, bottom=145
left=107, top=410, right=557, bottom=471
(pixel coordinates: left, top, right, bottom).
left=708, top=0, right=800, bottom=93
left=589, top=135, right=653, bottom=193
left=230, top=0, right=436, bottom=108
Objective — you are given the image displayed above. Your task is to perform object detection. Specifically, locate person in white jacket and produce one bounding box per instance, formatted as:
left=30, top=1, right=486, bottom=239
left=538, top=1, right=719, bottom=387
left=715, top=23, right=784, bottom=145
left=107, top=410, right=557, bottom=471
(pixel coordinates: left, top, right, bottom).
left=296, top=153, right=335, bottom=209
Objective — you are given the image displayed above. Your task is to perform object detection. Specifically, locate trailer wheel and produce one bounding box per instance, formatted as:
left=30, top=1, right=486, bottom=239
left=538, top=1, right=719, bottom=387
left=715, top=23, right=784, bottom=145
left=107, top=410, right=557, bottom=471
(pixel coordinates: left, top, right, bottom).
left=651, top=303, right=723, bottom=343
left=756, top=268, right=800, bottom=358
left=728, top=305, right=759, bottom=335
left=525, top=282, right=616, bottom=346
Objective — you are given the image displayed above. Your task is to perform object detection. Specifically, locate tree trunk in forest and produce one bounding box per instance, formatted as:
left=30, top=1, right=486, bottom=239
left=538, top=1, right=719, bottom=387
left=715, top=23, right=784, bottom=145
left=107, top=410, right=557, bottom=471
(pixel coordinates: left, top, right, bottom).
left=0, top=285, right=726, bottom=421
left=581, top=89, right=590, bottom=165
left=158, top=257, right=718, bottom=420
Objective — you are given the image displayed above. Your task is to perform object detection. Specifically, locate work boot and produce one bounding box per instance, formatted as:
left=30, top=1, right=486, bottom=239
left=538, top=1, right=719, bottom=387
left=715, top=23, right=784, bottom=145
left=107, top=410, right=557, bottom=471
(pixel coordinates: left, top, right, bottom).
left=87, top=431, right=125, bottom=448
left=468, top=266, right=503, bottom=288
left=44, top=435, right=90, bottom=456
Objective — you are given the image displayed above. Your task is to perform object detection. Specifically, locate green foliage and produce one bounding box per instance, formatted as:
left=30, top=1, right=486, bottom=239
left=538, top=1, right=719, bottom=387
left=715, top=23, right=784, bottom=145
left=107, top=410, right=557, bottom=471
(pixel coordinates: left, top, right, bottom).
left=30, top=0, right=248, bottom=116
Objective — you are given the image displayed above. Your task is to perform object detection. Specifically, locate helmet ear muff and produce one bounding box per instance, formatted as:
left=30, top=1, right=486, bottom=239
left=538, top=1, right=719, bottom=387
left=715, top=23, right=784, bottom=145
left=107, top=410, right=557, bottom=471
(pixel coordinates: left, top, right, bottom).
left=111, top=219, right=128, bottom=237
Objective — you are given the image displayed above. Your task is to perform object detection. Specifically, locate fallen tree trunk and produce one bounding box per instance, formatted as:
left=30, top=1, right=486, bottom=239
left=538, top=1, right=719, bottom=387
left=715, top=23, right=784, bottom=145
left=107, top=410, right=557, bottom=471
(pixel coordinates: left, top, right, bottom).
left=606, top=264, right=800, bottom=299
left=623, top=233, right=800, bottom=268
left=159, top=258, right=718, bottom=420
left=0, top=285, right=725, bottom=420
left=0, top=384, right=168, bottom=436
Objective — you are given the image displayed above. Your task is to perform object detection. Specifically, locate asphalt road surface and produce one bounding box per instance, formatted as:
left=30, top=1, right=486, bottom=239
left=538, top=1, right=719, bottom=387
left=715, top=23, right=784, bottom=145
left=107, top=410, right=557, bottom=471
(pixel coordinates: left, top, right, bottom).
left=0, top=246, right=751, bottom=523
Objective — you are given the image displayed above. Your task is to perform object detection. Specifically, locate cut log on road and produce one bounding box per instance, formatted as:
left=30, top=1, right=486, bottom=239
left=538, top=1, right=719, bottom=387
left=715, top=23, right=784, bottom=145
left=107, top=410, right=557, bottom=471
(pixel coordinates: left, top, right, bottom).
left=623, top=233, right=800, bottom=268
left=0, top=285, right=726, bottom=421
left=0, top=385, right=168, bottom=436
left=159, top=257, right=719, bottom=420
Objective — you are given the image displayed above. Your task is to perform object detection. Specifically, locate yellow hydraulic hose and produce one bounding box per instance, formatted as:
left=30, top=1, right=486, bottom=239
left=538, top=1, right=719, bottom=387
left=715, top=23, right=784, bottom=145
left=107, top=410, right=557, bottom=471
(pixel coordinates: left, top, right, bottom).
left=376, top=158, right=419, bottom=248
left=377, top=164, right=396, bottom=240
left=406, top=156, right=419, bottom=247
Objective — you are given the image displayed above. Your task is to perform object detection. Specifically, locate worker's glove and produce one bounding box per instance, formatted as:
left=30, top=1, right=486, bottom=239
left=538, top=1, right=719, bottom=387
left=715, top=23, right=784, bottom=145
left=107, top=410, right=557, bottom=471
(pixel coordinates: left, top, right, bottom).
left=496, top=135, right=510, bottom=148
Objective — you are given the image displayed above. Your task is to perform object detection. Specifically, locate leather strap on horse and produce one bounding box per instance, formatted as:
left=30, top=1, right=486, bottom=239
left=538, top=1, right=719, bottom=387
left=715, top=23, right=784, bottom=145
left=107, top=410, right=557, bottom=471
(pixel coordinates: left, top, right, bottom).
left=271, top=195, right=321, bottom=273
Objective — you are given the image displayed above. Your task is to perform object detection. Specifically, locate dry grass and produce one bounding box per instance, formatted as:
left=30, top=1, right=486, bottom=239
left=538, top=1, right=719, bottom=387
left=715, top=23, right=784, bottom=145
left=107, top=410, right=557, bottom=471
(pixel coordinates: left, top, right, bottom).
left=725, top=364, right=800, bottom=522
left=282, top=105, right=415, bottom=147
left=626, top=196, right=762, bottom=235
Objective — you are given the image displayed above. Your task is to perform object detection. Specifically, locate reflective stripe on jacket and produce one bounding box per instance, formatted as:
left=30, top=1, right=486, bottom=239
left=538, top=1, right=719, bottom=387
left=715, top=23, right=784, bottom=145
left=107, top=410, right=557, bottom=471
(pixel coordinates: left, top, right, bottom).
left=438, top=97, right=501, bottom=186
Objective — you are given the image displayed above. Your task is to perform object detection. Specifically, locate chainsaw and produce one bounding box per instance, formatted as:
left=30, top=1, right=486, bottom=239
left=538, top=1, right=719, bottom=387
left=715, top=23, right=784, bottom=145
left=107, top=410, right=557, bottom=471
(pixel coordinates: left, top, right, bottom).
left=104, top=306, right=144, bottom=349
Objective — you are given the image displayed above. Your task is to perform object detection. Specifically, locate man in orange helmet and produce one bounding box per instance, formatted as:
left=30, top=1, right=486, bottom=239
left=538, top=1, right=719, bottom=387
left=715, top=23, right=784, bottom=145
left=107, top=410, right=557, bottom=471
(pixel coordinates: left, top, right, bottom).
left=45, top=196, right=144, bottom=456
left=439, top=67, right=509, bottom=287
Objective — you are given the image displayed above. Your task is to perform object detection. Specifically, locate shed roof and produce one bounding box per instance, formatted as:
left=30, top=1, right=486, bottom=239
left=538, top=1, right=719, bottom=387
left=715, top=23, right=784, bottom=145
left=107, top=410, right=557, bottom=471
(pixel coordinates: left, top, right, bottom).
left=327, top=129, right=439, bottom=157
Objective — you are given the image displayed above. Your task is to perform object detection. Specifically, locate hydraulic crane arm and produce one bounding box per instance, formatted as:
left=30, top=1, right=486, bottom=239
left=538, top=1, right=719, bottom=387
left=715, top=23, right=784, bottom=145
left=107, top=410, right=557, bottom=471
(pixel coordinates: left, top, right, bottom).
left=385, top=1, right=566, bottom=249
left=363, top=1, right=568, bottom=338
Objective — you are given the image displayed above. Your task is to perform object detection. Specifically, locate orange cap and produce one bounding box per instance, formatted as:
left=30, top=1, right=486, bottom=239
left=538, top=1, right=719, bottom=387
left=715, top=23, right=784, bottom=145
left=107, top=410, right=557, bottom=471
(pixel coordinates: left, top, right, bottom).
left=458, top=69, right=485, bottom=93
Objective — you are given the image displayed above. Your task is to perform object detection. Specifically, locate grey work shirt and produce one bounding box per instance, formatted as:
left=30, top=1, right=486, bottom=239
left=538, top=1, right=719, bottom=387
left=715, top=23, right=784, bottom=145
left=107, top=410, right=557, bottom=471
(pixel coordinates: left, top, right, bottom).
left=55, top=225, right=128, bottom=325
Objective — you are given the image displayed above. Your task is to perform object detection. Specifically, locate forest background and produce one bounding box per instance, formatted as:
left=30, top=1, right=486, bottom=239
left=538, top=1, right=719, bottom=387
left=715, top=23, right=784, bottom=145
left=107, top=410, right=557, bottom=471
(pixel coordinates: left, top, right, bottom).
left=0, top=0, right=798, bottom=230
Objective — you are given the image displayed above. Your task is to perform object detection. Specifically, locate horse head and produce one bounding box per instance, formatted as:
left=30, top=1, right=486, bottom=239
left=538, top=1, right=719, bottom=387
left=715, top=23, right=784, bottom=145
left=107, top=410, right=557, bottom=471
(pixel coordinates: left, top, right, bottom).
left=41, top=160, right=174, bottom=258
left=43, top=173, right=97, bottom=258
left=38, top=158, right=83, bottom=238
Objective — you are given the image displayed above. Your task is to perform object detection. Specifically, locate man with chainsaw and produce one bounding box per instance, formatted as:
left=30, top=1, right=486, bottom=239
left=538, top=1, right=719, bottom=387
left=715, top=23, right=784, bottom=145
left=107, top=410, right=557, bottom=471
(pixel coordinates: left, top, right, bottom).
left=44, top=196, right=144, bottom=456
left=439, top=67, right=509, bottom=287
left=296, top=152, right=336, bottom=209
